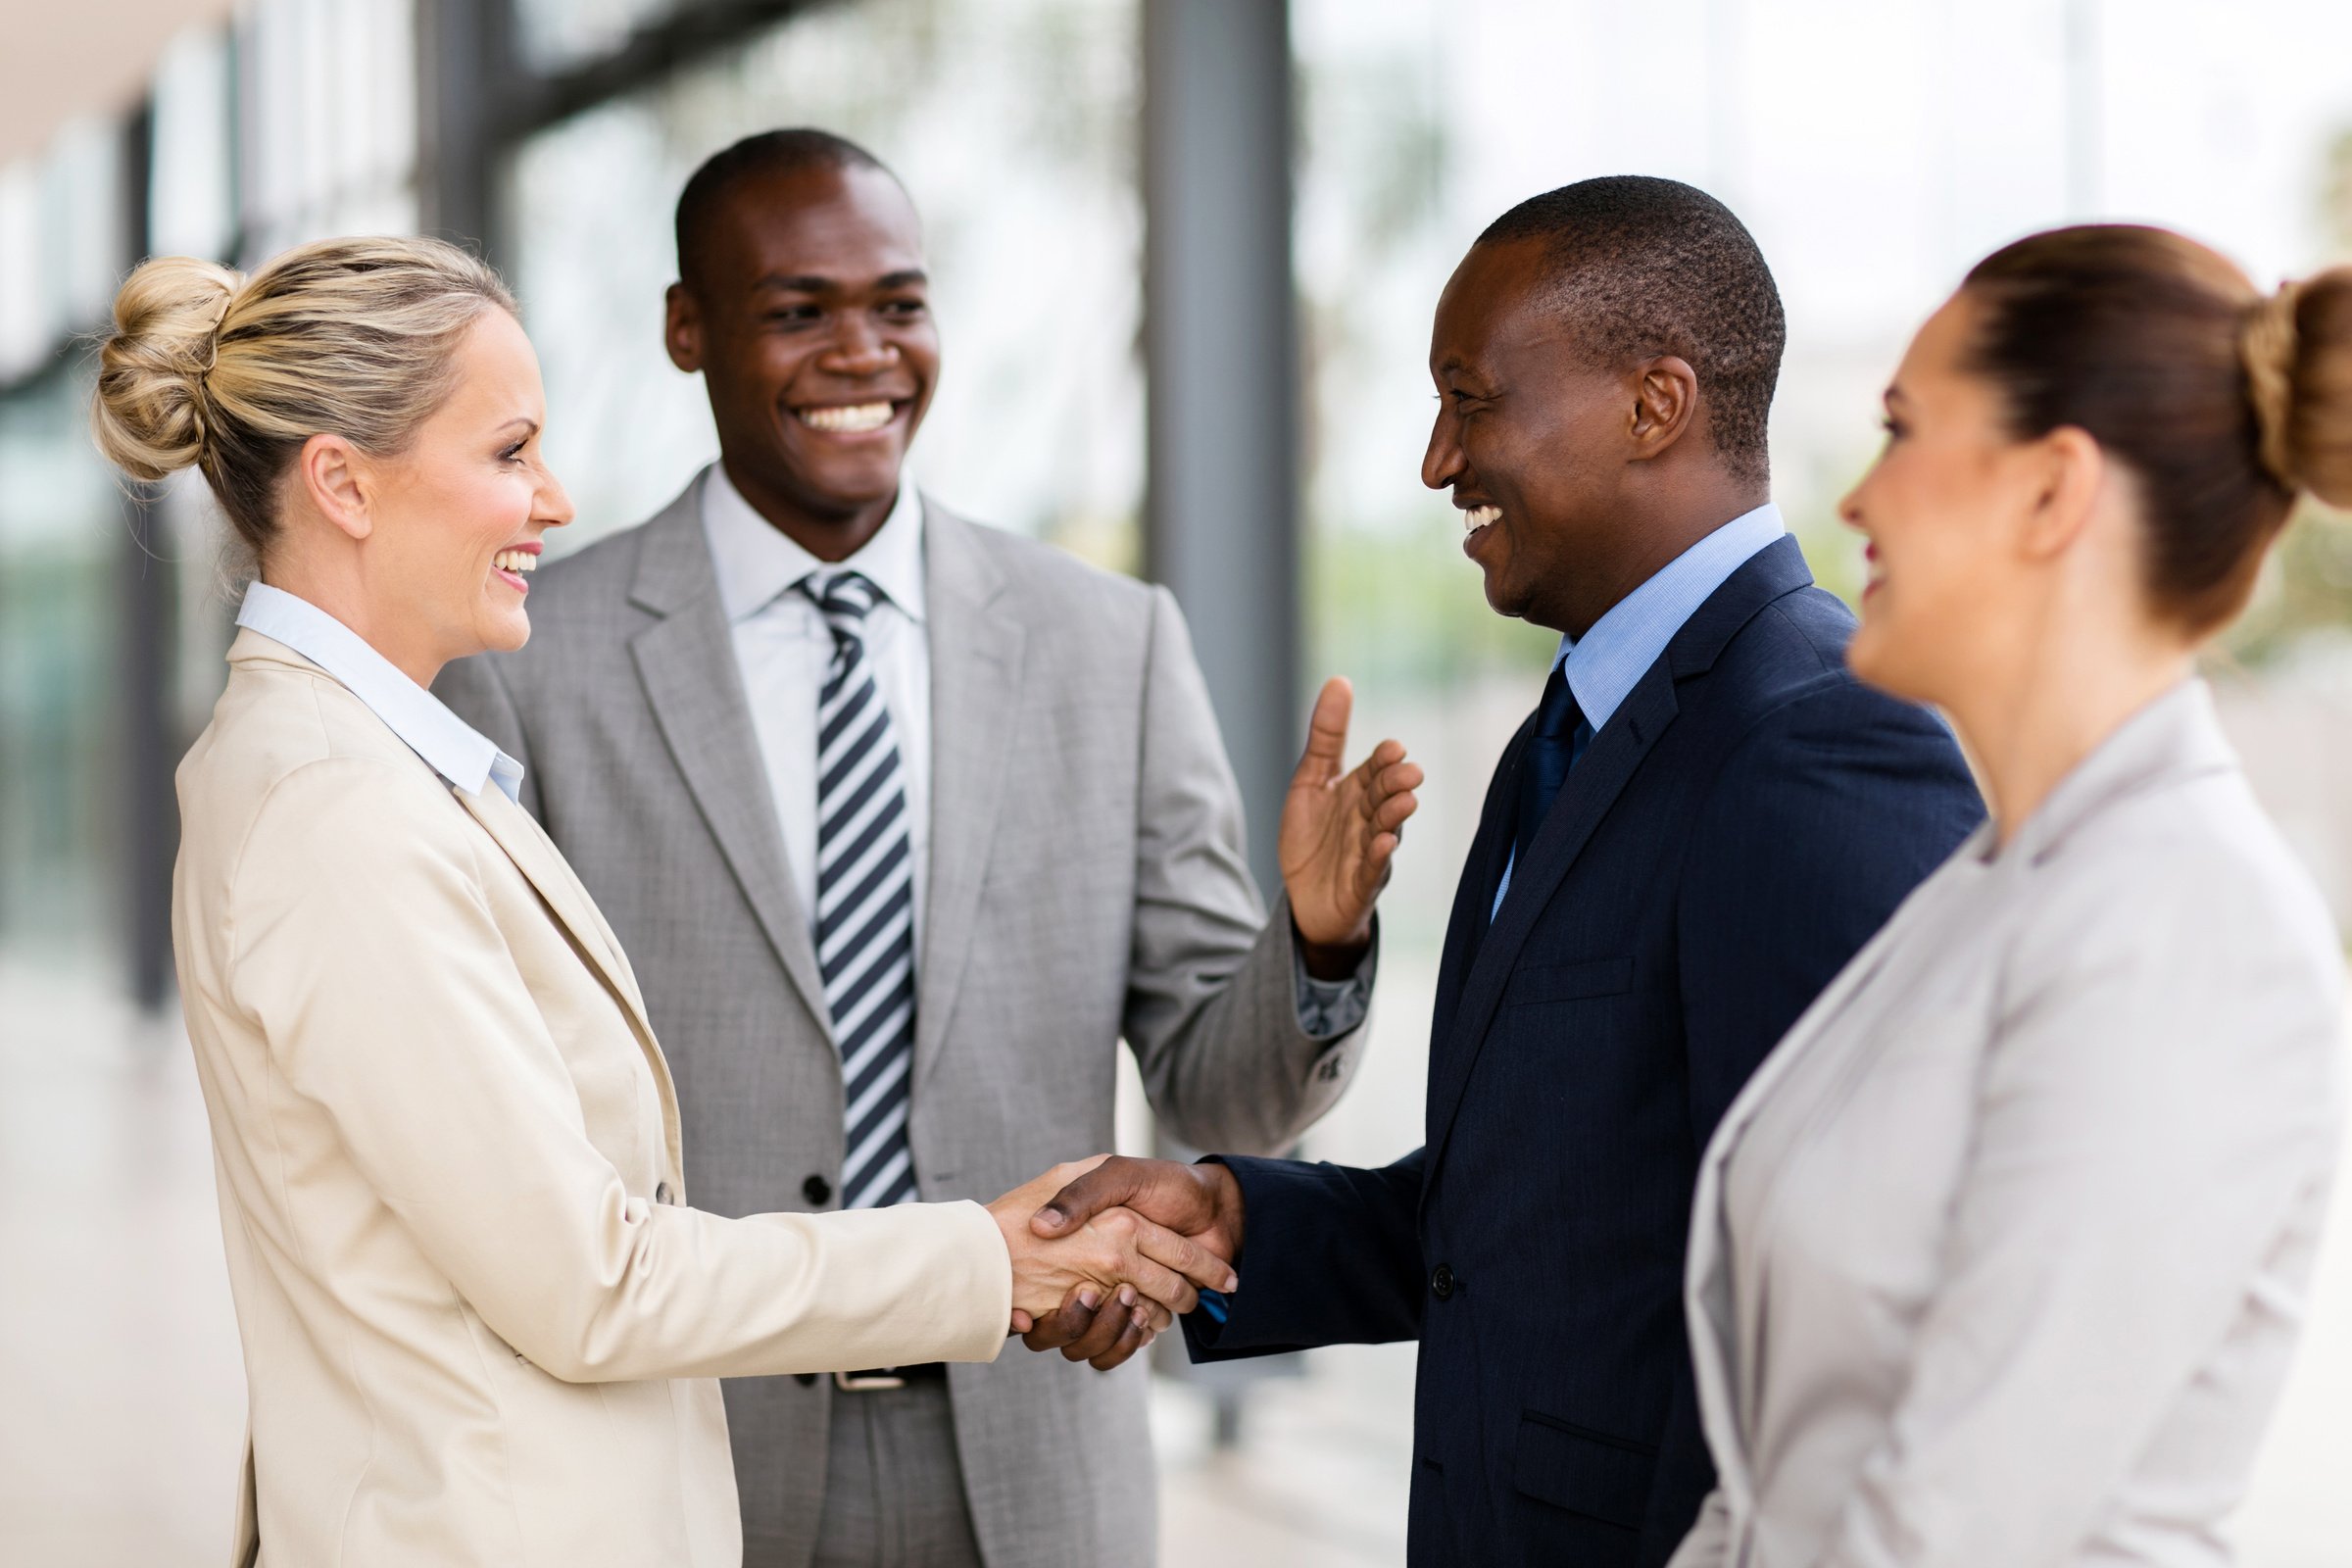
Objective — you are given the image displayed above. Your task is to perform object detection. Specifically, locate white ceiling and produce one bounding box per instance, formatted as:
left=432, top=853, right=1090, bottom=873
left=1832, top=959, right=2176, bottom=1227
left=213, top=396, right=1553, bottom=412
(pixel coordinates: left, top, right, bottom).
left=0, top=0, right=239, bottom=166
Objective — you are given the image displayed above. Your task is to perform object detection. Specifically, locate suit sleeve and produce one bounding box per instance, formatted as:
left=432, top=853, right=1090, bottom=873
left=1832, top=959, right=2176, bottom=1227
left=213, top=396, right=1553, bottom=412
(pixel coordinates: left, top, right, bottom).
left=433, top=651, right=543, bottom=819
left=227, top=758, right=1012, bottom=1384
left=1122, top=585, right=1370, bottom=1153
left=1182, top=1148, right=1430, bottom=1360
left=1815, top=853, right=2342, bottom=1567
left=1651, top=684, right=1984, bottom=1552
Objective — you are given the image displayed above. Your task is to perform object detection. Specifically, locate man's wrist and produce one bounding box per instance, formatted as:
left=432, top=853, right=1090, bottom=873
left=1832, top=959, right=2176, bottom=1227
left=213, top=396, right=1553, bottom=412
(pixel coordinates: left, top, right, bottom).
left=1193, top=1156, right=1249, bottom=1260
left=1293, top=915, right=1373, bottom=981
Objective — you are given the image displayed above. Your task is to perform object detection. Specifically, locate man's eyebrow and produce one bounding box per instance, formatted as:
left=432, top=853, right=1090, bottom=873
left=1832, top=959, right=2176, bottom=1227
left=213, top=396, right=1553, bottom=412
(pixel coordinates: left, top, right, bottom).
left=751, top=269, right=930, bottom=293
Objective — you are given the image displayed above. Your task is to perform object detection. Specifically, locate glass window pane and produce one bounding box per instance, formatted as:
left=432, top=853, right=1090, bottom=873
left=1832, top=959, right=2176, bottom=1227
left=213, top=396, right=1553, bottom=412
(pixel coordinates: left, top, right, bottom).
left=511, top=0, right=681, bottom=75
left=150, top=28, right=239, bottom=262
left=0, top=368, right=122, bottom=953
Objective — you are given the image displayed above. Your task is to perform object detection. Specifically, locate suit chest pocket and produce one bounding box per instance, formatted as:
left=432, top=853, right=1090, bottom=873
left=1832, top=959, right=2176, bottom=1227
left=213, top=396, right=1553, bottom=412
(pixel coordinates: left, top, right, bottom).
left=1505, top=956, right=1636, bottom=1006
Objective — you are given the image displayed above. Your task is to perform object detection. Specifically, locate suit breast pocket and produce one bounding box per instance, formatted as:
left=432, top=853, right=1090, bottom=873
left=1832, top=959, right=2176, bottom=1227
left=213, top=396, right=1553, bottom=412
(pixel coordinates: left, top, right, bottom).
left=1506, top=956, right=1637, bottom=1006
left=1512, top=1408, right=1656, bottom=1531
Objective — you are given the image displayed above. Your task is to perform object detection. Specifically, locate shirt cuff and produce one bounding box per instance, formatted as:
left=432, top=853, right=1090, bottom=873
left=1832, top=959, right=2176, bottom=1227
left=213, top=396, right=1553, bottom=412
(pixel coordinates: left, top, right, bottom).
left=1291, top=922, right=1375, bottom=1040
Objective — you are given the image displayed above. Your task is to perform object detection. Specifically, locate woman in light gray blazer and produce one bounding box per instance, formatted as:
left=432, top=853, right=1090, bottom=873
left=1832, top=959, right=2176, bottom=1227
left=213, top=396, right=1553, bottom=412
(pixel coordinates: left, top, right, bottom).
left=1671, top=226, right=2352, bottom=1567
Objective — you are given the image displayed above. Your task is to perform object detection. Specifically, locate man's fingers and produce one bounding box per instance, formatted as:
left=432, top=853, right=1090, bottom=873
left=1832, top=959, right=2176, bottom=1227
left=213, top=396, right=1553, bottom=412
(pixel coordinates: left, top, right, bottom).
left=1375, top=758, right=1425, bottom=799
left=1132, top=1215, right=1237, bottom=1295
left=1033, top=1160, right=1140, bottom=1237
left=1375, top=790, right=1419, bottom=832
left=1090, top=1312, right=1152, bottom=1372
left=1294, top=676, right=1353, bottom=783
left=1021, top=1284, right=1106, bottom=1352
left=1059, top=1290, right=1132, bottom=1363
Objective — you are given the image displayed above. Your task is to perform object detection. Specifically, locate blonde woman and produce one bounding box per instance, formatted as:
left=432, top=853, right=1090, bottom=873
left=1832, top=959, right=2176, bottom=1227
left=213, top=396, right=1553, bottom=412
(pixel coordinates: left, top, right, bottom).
left=1671, top=228, right=2352, bottom=1566
left=91, top=237, right=1231, bottom=1568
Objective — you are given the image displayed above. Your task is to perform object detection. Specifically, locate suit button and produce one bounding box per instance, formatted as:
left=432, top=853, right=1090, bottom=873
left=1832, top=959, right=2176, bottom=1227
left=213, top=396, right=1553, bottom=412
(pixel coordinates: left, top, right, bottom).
left=654, top=1181, right=674, bottom=1205
left=803, top=1174, right=834, bottom=1206
left=1431, top=1264, right=1456, bottom=1300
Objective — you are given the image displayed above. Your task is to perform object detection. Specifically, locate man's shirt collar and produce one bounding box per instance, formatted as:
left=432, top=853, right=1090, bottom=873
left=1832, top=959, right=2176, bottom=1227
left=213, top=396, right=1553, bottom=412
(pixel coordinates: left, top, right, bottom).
left=1556, top=502, right=1788, bottom=732
left=702, top=462, right=928, bottom=627
left=234, top=582, right=525, bottom=802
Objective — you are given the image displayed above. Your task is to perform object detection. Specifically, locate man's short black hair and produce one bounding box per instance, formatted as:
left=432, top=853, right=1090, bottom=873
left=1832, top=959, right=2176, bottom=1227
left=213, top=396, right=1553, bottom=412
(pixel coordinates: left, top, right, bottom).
left=1478, top=175, right=1785, bottom=485
left=674, top=128, right=897, bottom=291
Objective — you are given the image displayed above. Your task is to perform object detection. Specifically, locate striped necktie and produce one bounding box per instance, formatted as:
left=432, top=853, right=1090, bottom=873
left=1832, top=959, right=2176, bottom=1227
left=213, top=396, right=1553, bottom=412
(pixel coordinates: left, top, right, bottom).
left=803, top=570, right=919, bottom=1209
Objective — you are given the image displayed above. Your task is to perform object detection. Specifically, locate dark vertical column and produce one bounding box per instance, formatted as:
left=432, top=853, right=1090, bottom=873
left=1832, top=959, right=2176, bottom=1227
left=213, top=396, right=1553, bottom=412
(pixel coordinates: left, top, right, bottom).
left=416, top=0, right=514, bottom=262
left=120, top=103, right=177, bottom=1013
left=1143, top=0, right=1299, bottom=896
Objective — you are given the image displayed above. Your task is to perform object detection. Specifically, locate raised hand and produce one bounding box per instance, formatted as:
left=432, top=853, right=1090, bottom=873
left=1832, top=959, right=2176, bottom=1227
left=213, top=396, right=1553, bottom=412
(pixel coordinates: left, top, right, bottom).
left=1279, top=677, right=1423, bottom=976
left=1018, top=1156, right=1249, bottom=1369
left=986, top=1158, right=1238, bottom=1341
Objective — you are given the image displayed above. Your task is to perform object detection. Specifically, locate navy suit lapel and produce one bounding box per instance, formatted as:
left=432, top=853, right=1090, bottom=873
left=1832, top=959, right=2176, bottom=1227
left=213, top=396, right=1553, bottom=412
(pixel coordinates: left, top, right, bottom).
left=1431, top=713, right=1535, bottom=1041
left=1424, top=664, right=1680, bottom=1170
left=1420, top=535, right=1819, bottom=1180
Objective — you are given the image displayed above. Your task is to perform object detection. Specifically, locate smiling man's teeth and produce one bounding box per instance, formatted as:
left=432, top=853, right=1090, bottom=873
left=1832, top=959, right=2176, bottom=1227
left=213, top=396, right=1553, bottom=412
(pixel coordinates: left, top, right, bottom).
left=1462, top=505, right=1501, bottom=531
left=799, top=402, right=895, bottom=433
left=494, top=549, right=537, bottom=574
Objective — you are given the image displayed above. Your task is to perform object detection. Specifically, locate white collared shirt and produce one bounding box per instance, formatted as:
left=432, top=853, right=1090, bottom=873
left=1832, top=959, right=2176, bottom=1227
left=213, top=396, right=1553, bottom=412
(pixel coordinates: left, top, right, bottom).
left=236, top=582, right=525, bottom=803
left=702, top=464, right=932, bottom=953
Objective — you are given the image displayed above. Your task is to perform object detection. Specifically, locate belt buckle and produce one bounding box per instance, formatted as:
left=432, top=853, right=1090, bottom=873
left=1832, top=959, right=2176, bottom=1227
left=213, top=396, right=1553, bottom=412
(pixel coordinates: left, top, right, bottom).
left=834, top=1369, right=906, bottom=1392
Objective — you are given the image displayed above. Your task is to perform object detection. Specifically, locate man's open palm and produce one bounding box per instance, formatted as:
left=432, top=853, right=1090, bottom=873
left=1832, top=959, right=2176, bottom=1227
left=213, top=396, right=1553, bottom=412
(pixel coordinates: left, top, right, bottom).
left=1280, top=676, right=1423, bottom=958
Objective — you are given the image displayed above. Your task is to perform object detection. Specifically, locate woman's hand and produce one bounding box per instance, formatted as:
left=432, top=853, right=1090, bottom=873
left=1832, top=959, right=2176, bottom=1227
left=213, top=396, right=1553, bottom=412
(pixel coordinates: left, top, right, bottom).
left=986, top=1157, right=1239, bottom=1337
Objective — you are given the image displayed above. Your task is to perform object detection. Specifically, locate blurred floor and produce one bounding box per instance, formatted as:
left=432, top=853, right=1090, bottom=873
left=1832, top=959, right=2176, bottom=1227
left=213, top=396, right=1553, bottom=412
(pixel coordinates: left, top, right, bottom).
left=4, top=954, right=2350, bottom=1566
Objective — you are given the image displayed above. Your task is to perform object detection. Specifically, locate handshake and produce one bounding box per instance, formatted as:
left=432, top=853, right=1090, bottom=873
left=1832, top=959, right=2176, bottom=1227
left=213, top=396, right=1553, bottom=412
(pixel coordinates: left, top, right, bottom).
left=986, top=1155, right=1248, bottom=1371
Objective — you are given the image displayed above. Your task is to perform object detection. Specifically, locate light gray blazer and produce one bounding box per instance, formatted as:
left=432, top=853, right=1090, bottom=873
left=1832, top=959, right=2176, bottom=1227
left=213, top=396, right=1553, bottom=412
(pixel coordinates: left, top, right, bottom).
left=1670, top=680, right=2344, bottom=1568
left=435, top=475, right=1367, bottom=1568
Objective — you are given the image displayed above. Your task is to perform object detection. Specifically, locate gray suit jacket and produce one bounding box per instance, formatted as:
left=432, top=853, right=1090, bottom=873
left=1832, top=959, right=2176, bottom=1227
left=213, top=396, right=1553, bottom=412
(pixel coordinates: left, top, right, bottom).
left=1669, top=680, right=2344, bottom=1568
left=436, top=473, right=1368, bottom=1568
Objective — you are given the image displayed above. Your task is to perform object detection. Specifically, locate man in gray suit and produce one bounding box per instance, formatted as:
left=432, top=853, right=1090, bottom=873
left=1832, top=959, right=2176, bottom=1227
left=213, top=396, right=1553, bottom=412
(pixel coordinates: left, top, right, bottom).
left=437, top=128, right=1420, bottom=1568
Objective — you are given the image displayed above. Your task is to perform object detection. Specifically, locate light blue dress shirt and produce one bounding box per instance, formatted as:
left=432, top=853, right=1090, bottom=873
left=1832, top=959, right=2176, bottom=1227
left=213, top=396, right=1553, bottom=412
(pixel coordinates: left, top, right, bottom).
left=236, top=582, right=526, bottom=804
left=1491, top=503, right=1788, bottom=917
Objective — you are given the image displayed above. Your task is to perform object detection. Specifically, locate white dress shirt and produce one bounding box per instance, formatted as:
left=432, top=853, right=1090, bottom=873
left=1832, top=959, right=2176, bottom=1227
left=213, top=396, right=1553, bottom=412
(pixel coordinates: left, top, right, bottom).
left=701, top=462, right=1369, bottom=1037
left=235, top=581, right=525, bottom=803
left=704, top=465, right=932, bottom=957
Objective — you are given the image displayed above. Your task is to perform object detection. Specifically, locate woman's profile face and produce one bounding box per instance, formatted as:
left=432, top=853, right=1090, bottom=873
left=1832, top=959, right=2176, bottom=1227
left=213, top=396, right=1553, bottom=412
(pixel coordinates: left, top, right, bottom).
left=1839, top=291, right=2035, bottom=709
left=370, top=308, right=572, bottom=668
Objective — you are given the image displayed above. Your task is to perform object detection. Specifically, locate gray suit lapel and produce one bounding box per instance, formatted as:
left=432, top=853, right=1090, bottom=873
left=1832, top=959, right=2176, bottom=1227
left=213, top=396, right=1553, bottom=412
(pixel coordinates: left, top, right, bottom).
left=624, top=481, right=833, bottom=1041
left=915, top=504, right=1026, bottom=1096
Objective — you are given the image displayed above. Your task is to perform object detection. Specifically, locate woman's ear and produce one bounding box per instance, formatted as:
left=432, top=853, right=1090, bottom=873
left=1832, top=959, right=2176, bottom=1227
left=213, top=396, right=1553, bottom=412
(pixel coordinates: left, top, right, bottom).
left=297, top=433, right=373, bottom=542
left=2017, top=424, right=2105, bottom=563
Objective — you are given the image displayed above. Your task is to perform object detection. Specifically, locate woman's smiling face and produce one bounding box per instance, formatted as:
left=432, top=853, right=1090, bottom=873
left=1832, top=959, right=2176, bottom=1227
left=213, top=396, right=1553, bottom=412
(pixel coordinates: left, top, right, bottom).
left=1839, top=291, right=2040, bottom=710
left=363, top=308, right=573, bottom=671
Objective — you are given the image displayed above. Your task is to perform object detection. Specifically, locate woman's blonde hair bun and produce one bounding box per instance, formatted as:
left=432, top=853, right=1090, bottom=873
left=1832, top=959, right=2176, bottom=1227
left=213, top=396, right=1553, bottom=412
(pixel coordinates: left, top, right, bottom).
left=86, top=236, right=514, bottom=565
left=2241, top=268, right=2352, bottom=509
left=91, top=255, right=245, bottom=482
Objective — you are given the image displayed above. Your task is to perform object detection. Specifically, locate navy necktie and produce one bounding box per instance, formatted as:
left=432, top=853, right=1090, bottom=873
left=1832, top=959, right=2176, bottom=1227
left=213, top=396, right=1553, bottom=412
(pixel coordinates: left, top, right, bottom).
left=1513, top=663, right=1585, bottom=874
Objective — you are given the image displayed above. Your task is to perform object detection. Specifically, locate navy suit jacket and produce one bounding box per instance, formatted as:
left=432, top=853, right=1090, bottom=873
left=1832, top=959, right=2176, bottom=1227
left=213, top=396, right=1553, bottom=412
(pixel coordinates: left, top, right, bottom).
left=1186, top=537, right=1984, bottom=1566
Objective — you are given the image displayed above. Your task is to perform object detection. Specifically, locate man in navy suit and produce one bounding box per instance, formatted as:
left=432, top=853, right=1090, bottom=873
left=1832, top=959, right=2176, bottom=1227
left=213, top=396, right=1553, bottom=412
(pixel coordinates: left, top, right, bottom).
left=1025, top=177, right=1984, bottom=1566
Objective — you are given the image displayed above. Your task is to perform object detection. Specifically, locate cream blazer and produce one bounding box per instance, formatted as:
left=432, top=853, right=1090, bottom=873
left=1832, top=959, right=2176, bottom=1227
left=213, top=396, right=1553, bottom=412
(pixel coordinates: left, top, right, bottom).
left=173, top=632, right=1013, bottom=1568
left=1670, top=681, right=2345, bottom=1567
